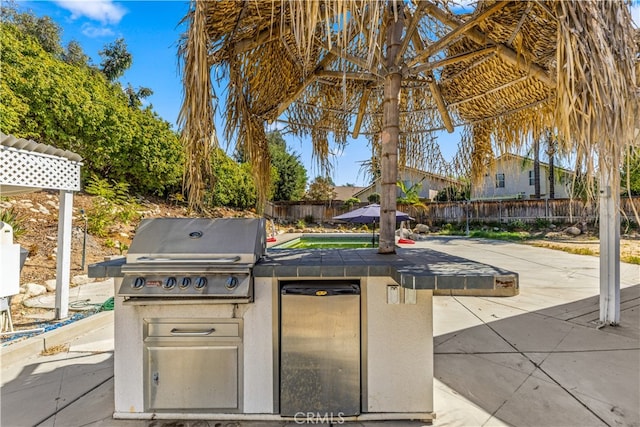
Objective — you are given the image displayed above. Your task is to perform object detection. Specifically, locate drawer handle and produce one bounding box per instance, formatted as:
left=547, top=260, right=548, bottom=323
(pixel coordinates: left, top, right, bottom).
left=169, top=328, right=215, bottom=336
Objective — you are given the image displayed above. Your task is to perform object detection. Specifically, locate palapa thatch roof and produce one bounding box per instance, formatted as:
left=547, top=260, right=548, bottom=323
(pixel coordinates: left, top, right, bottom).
left=178, top=0, right=638, bottom=216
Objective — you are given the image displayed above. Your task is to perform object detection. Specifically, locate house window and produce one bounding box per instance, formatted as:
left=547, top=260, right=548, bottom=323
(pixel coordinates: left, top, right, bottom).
left=529, top=170, right=535, bottom=186
left=496, top=173, right=505, bottom=188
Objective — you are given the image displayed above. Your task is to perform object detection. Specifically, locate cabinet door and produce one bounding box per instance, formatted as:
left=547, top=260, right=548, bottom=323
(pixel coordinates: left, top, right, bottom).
left=280, top=293, right=360, bottom=416
left=146, top=345, right=238, bottom=410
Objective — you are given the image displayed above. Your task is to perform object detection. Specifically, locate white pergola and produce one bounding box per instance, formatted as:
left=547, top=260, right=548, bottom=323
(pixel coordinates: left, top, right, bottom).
left=0, top=132, right=82, bottom=320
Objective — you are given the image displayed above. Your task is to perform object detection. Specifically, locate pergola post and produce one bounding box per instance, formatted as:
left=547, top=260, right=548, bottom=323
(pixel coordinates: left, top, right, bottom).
left=55, top=190, right=74, bottom=320
left=599, top=165, right=620, bottom=325
left=379, top=3, right=404, bottom=254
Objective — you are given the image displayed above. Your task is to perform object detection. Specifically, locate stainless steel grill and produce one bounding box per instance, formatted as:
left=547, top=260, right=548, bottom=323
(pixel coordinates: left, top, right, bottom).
left=118, top=218, right=266, bottom=302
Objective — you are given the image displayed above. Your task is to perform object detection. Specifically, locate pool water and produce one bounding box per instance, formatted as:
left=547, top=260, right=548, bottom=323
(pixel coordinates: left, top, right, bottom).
left=272, top=234, right=377, bottom=249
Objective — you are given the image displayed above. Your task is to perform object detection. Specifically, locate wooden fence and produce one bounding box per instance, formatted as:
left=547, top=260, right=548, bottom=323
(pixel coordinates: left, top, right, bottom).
left=265, top=197, right=640, bottom=226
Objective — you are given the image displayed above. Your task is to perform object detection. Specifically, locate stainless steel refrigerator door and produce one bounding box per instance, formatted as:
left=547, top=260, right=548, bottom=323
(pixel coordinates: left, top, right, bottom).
left=280, top=283, right=360, bottom=417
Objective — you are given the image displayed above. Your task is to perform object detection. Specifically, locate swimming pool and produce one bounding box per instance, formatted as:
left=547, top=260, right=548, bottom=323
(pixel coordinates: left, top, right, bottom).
left=271, top=233, right=377, bottom=249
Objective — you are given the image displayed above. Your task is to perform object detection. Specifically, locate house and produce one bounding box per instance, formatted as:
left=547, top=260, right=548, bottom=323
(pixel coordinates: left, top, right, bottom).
left=353, top=167, right=461, bottom=202
left=471, top=153, right=574, bottom=200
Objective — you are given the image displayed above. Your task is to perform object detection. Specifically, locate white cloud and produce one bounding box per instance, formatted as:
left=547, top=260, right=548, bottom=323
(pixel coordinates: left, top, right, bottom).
left=54, top=0, right=127, bottom=25
left=81, top=23, right=115, bottom=38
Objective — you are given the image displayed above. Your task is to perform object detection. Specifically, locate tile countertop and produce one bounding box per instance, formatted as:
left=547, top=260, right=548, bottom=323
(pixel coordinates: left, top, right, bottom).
left=88, top=248, right=518, bottom=292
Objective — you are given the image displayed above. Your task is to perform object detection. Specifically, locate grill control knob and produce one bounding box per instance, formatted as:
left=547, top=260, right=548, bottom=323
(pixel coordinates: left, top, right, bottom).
left=132, top=277, right=145, bottom=290
left=194, top=277, right=207, bottom=291
left=225, top=276, right=238, bottom=290
left=163, top=277, right=177, bottom=290
left=179, top=277, right=191, bottom=289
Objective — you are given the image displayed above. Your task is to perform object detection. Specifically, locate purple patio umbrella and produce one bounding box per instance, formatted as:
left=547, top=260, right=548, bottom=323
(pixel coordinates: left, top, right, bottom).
left=333, top=204, right=413, bottom=245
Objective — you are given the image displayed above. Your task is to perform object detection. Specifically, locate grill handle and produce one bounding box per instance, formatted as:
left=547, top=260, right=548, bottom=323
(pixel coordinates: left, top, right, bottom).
left=169, top=328, right=215, bottom=336
left=135, top=256, right=241, bottom=264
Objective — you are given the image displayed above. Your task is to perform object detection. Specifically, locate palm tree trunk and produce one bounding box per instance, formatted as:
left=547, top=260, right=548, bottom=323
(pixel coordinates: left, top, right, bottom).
left=547, top=130, right=556, bottom=199
left=379, top=4, right=404, bottom=254
left=533, top=137, right=541, bottom=198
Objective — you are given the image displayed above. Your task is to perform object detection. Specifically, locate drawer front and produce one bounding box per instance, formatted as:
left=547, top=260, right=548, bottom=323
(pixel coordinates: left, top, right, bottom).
left=148, top=321, right=240, bottom=338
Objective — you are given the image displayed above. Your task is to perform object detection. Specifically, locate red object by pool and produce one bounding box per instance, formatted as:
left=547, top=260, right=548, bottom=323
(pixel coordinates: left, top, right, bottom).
left=267, top=236, right=277, bottom=242
left=398, top=238, right=415, bottom=244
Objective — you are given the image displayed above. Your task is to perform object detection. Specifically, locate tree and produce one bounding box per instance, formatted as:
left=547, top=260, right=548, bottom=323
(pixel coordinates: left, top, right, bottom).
left=125, top=83, right=154, bottom=108
left=63, top=40, right=88, bottom=66
left=305, top=176, right=337, bottom=201
left=435, top=184, right=470, bottom=201
left=99, top=38, right=132, bottom=81
left=209, top=149, right=257, bottom=209
left=397, top=180, right=426, bottom=209
left=267, top=132, right=307, bottom=201
left=2, top=5, right=62, bottom=56
left=533, top=136, right=541, bottom=198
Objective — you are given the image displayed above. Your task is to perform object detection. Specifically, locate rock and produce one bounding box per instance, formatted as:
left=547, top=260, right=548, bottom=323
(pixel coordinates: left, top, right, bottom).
left=396, top=228, right=413, bottom=239
left=37, top=204, right=50, bottom=215
left=414, top=224, right=430, bottom=233
left=493, top=227, right=500, bottom=232
left=565, top=226, right=582, bottom=236
left=45, top=279, right=57, bottom=292
left=10, top=294, right=25, bottom=305
left=71, top=274, right=93, bottom=286
left=23, top=283, right=47, bottom=298
left=0, top=201, right=12, bottom=209
left=549, top=224, right=557, bottom=229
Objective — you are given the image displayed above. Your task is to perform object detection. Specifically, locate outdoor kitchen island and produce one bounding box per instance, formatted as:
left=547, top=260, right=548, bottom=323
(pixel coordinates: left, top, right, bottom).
left=89, top=219, right=518, bottom=422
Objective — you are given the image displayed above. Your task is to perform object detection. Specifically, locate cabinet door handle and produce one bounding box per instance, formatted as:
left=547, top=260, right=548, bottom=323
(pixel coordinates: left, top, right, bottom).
left=169, top=328, right=215, bottom=336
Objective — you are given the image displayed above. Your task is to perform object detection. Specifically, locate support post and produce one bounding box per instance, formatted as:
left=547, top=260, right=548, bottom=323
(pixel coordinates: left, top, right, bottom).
left=599, top=168, right=620, bottom=325
left=55, top=190, right=74, bottom=320
left=379, top=3, right=404, bottom=254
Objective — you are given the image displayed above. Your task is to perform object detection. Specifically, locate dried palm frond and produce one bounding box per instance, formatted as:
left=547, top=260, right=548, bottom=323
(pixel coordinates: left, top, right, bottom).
left=178, top=0, right=215, bottom=211
left=179, top=0, right=638, bottom=215
left=555, top=0, right=638, bottom=200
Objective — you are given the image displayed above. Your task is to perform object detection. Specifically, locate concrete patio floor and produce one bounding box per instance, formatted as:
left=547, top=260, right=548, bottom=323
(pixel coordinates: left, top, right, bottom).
left=1, top=236, right=638, bottom=427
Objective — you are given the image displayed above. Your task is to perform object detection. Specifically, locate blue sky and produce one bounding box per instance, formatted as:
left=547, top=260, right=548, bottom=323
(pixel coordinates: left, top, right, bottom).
left=17, top=1, right=640, bottom=186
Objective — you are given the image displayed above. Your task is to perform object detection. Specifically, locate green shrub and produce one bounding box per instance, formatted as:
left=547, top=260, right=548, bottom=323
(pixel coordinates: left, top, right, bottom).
left=469, top=230, right=529, bottom=241
left=0, top=207, right=26, bottom=238
left=85, top=175, right=132, bottom=204
left=506, top=219, right=529, bottom=231
left=85, top=175, right=140, bottom=237
left=534, top=217, right=551, bottom=229
left=87, top=199, right=113, bottom=237
left=367, top=193, right=380, bottom=204
left=304, top=214, right=314, bottom=224
left=343, top=197, right=360, bottom=210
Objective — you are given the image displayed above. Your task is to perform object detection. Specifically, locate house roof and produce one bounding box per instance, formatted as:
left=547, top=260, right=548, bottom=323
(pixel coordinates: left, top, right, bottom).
left=495, top=153, right=574, bottom=175
left=353, top=167, right=462, bottom=198
left=333, top=186, right=366, bottom=201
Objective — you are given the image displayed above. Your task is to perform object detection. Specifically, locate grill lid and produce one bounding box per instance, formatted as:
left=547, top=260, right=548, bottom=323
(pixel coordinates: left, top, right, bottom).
left=126, top=218, right=266, bottom=265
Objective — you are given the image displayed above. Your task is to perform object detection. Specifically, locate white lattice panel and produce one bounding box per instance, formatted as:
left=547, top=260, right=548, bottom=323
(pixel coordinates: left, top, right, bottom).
left=0, top=147, right=81, bottom=191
